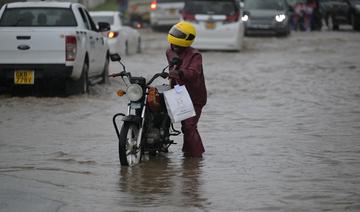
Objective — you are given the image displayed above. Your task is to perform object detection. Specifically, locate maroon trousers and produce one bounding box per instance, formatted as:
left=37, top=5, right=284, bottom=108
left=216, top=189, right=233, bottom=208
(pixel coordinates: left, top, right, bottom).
left=181, top=105, right=205, bottom=157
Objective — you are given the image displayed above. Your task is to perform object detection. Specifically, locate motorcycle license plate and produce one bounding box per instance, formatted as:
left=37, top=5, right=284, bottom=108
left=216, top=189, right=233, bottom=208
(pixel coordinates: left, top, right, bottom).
left=14, top=70, right=35, bottom=85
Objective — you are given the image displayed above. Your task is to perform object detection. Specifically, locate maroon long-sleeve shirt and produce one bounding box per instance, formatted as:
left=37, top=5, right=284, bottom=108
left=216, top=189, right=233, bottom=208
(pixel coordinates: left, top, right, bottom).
left=166, top=47, right=207, bottom=107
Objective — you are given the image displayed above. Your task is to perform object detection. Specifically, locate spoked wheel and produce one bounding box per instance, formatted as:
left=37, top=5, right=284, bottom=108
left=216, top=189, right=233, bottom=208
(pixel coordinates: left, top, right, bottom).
left=119, top=123, right=142, bottom=166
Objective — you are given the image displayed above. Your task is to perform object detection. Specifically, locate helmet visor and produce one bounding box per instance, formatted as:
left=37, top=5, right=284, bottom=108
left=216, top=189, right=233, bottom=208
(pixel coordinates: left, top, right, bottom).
left=169, top=26, right=187, bottom=39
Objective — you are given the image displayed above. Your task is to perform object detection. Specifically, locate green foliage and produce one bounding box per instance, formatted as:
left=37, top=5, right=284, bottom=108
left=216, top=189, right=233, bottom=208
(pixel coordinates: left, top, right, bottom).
left=91, top=0, right=117, bottom=11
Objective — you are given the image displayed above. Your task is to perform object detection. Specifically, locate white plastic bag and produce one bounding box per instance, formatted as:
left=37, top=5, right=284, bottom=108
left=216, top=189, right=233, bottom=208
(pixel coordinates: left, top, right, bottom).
left=163, top=85, right=196, bottom=123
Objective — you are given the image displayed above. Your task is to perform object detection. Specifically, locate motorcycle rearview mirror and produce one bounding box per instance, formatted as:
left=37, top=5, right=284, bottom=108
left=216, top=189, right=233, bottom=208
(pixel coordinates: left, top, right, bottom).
left=110, top=54, right=121, bottom=62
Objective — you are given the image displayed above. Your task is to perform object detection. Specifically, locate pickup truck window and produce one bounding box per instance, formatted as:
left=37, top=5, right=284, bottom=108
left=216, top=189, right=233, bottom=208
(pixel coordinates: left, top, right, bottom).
left=0, top=8, right=77, bottom=27
left=84, top=10, right=99, bottom=32
left=78, top=8, right=90, bottom=30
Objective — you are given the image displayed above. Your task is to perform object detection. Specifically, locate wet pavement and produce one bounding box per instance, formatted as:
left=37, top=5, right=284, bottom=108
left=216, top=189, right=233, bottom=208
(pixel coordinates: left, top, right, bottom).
left=1, top=29, right=360, bottom=212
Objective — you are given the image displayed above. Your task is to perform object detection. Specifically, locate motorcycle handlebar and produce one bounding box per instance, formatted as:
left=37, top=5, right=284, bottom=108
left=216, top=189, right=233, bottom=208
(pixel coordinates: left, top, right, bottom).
left=109, top=62, right=170, bottom=86
left=108, top=71, right=131, bottom=78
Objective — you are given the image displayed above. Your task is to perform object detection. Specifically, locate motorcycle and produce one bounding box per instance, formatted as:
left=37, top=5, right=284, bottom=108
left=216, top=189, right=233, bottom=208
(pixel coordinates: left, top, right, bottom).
left=109, top=54, right=181, bottom=166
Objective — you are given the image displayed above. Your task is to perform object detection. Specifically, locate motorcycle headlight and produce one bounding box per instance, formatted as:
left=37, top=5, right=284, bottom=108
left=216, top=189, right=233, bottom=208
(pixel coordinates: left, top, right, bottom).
left=275, top=14, right=286, bottom=22
left=126, top=84, right=143, bottom=101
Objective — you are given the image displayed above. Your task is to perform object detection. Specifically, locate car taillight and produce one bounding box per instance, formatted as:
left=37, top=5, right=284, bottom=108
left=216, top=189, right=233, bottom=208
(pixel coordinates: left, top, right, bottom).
left=66, top=36, right=77, bottom=61
left=225, top=11, right=240, bottom=23
left=107, top=31, right=119, bottom=39
left=182, top=11, right=195, bottom=21
left=150, top=1, right=157, bottom=10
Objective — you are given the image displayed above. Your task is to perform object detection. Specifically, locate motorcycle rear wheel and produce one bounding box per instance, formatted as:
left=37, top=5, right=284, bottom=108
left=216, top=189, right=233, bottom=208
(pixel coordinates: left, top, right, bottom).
left=119, top=123, right=142, bottom=166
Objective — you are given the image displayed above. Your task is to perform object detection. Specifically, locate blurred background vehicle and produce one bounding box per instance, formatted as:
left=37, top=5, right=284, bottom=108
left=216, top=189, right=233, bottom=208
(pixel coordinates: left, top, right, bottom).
left=90, top=11, right=142, bottom=56
left=150, top=0, right=184, bottom=30
left=181, top=0, right=244, bottom=51
left=319, top=0, right=360, bottom=31
left=241, top=0, right=291, bottom=36
left=128, top=0, right=151, bottom=27
left=320, top=0, right=350, bottom=30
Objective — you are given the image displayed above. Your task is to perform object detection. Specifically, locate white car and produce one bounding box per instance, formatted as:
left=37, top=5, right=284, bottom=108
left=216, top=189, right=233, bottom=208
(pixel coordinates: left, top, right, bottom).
left=181, top=0, right=244, bottom=51
left=90, top=11, right=141, bottom=56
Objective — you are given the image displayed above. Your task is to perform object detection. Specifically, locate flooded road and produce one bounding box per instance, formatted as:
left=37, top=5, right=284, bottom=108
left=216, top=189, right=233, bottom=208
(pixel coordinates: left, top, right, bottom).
left=1, top=29, right=360, bottom=212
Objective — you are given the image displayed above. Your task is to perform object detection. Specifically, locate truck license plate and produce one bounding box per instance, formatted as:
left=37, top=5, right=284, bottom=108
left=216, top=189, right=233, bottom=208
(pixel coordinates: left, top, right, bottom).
left=206, top=22, right=216, bottom=29
left=14, top=70, right=34, bottom=85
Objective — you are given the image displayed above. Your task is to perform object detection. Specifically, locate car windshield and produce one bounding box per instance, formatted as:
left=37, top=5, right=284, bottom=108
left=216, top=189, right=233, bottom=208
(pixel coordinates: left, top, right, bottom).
left=92, top=16, right=114, bottom=25
left=183, top=0, right=237, bottom=15
left=0, top=8, right=77, bottom=27
left=244, top=0, right=286, bottom=10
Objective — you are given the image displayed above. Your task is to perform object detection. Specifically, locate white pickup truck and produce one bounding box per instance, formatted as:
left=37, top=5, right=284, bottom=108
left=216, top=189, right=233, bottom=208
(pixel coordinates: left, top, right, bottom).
left=0, top=1, right=110, bottom=94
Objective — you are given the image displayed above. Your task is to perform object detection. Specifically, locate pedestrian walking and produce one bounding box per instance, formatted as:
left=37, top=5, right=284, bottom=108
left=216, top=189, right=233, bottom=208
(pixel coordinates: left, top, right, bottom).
left=166, top=21, right=207, bottom=158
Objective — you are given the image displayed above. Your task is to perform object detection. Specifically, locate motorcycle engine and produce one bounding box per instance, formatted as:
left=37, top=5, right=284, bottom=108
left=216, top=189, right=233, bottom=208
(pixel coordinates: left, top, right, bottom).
left=146, top=128, right=162, bottom=144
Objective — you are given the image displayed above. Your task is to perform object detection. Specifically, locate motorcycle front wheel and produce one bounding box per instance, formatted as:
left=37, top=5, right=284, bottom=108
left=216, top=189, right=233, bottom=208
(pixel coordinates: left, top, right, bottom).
left=119, top=123, right=142, bottom=166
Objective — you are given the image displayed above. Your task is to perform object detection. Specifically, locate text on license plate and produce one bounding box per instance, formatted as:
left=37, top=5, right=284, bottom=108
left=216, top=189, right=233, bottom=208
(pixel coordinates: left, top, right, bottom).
left=14, top=70, right=34, bottom=84
left=168, top=8, right=176, bottom=15
left=206, top=22, right=216, bottom=29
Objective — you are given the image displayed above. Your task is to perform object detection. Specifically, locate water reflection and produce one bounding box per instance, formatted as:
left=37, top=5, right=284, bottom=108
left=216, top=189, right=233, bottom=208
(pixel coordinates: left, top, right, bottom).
left=118, top=155, right=207, bottom=209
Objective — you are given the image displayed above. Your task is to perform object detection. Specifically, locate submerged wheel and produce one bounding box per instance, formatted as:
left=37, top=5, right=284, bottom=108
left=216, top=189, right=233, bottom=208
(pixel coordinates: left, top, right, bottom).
left=100, top=54, right=109, bottom=84
left=136, top=38, right=142, bottom=54
left=65, top=61, right=88, bottom=95
left=119, top=123, right=142, bottom=166
left=77, top=62, right=89, bottom=94
left=125, top=41, right=129, bottom=55
left=352, top=14, right=360, bottom=31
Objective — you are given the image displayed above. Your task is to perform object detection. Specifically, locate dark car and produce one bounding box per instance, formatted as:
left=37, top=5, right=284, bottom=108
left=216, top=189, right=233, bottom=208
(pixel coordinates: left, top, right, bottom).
left=241, top=0, right=291, bottom=36
left=320, top=0, right=360, bottom=30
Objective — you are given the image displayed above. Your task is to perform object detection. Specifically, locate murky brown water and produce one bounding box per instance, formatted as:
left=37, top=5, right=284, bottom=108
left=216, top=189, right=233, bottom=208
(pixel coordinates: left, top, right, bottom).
left=1, top=30, right=360, bottom=212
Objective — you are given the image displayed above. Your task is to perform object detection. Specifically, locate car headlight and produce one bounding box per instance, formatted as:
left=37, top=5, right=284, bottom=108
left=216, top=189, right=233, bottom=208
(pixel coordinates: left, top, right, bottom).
left=275, top=14, right=286, bottom=22
left=242, top=14, right=249, bottom=22
left=355, top=4, right=360, bottom=11
left=126, top=84, right=143, bottom=101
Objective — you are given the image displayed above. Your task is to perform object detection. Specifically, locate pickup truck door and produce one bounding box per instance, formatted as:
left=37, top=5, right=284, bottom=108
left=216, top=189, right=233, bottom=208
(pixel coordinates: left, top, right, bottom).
left=78, top=7, right=105, bottom=76
left=84, top=9, right=107, bottom=75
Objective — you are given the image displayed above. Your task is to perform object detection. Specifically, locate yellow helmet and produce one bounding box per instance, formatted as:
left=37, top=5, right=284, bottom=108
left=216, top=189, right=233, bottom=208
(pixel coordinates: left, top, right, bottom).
left=167, top=21, right=196, bottom=47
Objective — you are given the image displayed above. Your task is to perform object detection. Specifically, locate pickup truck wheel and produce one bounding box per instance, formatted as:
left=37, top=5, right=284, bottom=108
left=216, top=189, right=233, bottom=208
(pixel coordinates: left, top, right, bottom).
left=78, top=62, right=89, bottom=94
left=65, top=62, right=89, bottom=95
left=100, top=55, right=109, bottom=84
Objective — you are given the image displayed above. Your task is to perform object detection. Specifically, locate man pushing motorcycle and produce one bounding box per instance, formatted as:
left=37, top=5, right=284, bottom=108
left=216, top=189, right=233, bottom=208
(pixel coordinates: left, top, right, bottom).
left=166, top=21, right=207, bottom=158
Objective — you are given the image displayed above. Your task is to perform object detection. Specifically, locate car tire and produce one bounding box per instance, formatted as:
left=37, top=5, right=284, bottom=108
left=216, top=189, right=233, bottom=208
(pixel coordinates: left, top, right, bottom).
left=136, top=37, right=142, bottom=54
left=330, top=15, right=339, bottom=30
left=352, top=14, right=360, bottom=31
left=99, top=54, right=109, bottom=84
left=125, top=41, right=129, bottom=55
left=66, top=60, right=89, bottom=95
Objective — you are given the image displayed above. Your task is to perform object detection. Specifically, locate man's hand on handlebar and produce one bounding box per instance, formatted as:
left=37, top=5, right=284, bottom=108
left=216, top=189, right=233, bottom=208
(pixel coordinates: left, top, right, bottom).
left=170, top=57, right=182, bottom=66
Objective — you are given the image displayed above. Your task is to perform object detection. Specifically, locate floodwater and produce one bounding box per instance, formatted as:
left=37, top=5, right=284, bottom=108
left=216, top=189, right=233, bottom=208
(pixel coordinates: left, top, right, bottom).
left=1, top=29, right=360, bottom=212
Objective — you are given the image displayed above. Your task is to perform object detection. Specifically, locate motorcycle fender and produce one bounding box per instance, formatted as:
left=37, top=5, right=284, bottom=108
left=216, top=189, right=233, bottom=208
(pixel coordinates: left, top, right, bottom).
left=122, top=115, right=142, bottom=125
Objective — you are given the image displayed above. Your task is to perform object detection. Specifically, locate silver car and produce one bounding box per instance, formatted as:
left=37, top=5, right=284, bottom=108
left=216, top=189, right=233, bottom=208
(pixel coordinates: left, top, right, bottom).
left=150, top=0, right=184, bottom=30
left=241, top=0, right=291, bottom=36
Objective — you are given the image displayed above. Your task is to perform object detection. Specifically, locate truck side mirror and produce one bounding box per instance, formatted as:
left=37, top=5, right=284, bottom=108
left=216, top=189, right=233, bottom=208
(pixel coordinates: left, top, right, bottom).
left=98, top=22, right=110, bottom=32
